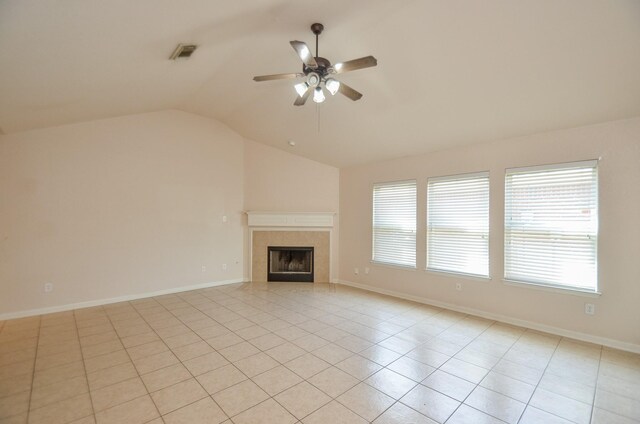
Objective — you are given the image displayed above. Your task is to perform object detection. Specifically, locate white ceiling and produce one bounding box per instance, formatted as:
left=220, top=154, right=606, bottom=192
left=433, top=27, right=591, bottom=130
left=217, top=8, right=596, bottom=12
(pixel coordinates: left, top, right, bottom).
left=1, top=0, right=639, bottom=167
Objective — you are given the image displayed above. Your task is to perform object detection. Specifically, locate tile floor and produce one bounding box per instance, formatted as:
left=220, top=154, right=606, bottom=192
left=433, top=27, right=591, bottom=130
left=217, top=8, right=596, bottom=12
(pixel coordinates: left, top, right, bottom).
left=0, top=282, right=639, bottom=424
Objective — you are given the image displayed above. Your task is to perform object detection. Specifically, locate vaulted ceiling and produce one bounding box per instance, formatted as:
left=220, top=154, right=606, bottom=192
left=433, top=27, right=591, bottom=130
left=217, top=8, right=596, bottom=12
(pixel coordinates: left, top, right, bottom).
left=1, top=0, right=639, bottom=167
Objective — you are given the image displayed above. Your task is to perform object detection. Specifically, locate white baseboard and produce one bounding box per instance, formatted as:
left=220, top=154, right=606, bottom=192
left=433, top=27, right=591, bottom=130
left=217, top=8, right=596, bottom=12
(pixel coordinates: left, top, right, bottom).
left=335, top=279, right=640, bottom=354
left=0, top=278, right=246, bottom=321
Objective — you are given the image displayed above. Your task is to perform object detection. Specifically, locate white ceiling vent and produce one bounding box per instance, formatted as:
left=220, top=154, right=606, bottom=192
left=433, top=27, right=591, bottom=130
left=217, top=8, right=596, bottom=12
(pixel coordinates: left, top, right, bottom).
left=169, top=44, right=198, bottom=60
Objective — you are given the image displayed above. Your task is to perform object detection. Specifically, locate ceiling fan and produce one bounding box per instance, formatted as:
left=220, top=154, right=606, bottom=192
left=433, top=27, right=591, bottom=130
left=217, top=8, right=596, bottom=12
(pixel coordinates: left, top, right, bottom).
left=253, top=23, right=377, bottom=106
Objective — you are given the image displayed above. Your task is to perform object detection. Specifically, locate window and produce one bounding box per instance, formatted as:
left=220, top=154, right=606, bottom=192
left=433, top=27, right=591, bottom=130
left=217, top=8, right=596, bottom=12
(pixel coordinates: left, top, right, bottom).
left=427, top=172, right=490, bottom=277
left=505, top=161, right=598, bottom=292
left=372, top=180, right=417, bottom=267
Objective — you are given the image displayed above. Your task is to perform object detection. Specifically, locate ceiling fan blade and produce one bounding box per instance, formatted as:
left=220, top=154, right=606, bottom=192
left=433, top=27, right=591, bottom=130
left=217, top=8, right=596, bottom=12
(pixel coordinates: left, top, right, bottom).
left=294, top=87, right=312, bottom=106
left=253, top=72, right=303, bottom=82
left=332, top=56, right=377, bottom=74
left=338, top=82, right=363, bottom=101
left=290, top=41, right=318, bottom=68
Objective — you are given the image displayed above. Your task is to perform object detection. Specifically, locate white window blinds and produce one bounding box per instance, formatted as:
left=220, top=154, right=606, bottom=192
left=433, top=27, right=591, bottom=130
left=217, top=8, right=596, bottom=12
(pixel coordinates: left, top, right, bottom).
left=427, top=172, right=490, bottom=277
left=372, top=180, right=417, bottom=267
left=505, top=161, right=598, bottom=291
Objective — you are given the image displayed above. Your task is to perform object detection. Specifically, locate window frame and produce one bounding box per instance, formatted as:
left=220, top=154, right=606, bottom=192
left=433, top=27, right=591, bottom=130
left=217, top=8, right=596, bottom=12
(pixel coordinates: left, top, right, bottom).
left=371, top=179, right=417, bottom=269
left=504, top=160, right=599, bottom=293
left=426, top=171, right=491, bottom=279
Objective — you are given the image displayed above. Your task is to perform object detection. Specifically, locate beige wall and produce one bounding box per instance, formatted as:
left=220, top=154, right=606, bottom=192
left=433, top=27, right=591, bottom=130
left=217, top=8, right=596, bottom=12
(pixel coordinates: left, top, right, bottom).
left=0, top=110, right=245, bottom=316
left=243, top=139, right=340, bottom=281
left=339, top=118, right=640, bottom=348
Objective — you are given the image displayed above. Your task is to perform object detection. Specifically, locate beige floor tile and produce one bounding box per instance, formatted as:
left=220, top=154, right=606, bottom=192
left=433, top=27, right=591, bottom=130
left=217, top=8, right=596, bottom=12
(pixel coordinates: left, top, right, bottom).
left=203, top=333, right=241, bottom=350
left=275, top=381, right=332, bottom=419
left=150, top=378, right=207, bottom=415
left=30, top=374, right=88, bottom=410
left=0, top=414, right=34, bottom=424
left=446, top=404, right=506, bottom=424
left=365, top=368, right=417, bottom=400
left=372, top=402, right=437, bottom=424
left=492, top=359, right=544, bottom=386
left=359, top=345, right=403, bottom=366
left=539, top=371, right=595, bottom=404
left=196, top=364, right=247, bottom=394
left=212, top=380, right=269, bottom=417
left=218, top=341, right=260, bottom=363
left=95, top=394, right=159, bottom=424
left=120, top=332, right=160, bottom=349
left=479, top=370, right=535, bottom=404
left=595, top=388, right=640, bottom=421
left=69, top=415, right=97, bottom=424
left=291, top=334, right=329, bottom=352
left=141, top=363, right=192, bottom=392
left=81, top=340, right=124, bottom=360
left=302, top=400, right=367, bottom=424
left=591, top=407, right=639, bottom=424
left=311, top=344, right=353, bottom=365
left=519, top=406, right=574, bottom=424
left=171, top=340, right=214, bottom=361
left=84, top=350, right=130, bottom=374
left=251, top=365, right=302, bottom=396
left=162, top=331, right=201, bottom=349
left=126, top=340, right=169, bottom=360
left=233, top=352, right=279, bottom=377
left=422, top=370, right=476, bottom=401
left=336, top=382, right=394, bottom=422
left=406, top=345, right=450, bottom=368
left=247, top=333, right=287, bottom=351
left=530, top=387, right=592, bottom=424
left=133, top=350, right=179, bottom=375
left=35, top=349, right=82, bottom=371
left=0, top=347, right=36, bottom=366
left=87, top=362, right=138, bottom=391
left=183, top=351, right=229, bottom=376
left=335, top=355, right=382, bottom=380
left=387, top=356, right=435, bottom=382
left=0, top=372, right=32, bottom=397
left=235, top=325, right=270, bottom=341
left=265, top=342, right=307, bottom=363
left=440, top=357, right=489, bottom=384
left=29, top=393, right=93, bottom=424
left=465, top=386, right=526, bottom=424
left=400, top=384, right=460, bottom=423
left=91, top=376, right=148, bottom=412
left=0, top=391, right=30, bottom=419
left=32, top=360, right=86, bottom=388
left=285, top=353, right=330, bottom=379
left=308, top=366, right=359, bottom=398
left=232, top=398, right=297, bottom=424
left=162, top=397, right=228, bottom=424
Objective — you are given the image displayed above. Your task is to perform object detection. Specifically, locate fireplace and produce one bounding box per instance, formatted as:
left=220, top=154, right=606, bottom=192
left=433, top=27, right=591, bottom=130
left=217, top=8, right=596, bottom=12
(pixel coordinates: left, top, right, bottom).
left=268, top=246, right=314, bottom=282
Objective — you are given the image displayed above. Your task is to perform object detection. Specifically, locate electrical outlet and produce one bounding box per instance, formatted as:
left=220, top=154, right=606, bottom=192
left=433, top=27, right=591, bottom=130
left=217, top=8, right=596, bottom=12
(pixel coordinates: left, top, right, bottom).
left=44, top=283, right=53, bottom=293
left=455, top=282, right=462, bottom=291
left=222, top=263, right=227, bottom=271
left=365, top=267, right=370, bottom=275
left=585, top=303, right=595, bottom=315
left=354, top=268, right=359, bottom=275
left=201, top=265, right=206, bottom=273
left=222, top=215, right=228, bottom=223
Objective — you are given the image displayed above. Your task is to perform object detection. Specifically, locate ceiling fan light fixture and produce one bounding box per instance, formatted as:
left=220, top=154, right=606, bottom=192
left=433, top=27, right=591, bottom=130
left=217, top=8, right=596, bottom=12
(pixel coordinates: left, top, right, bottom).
left=313, top=87, right=325, bottom=103
left=307, top=72, right=320, bottom=87
left=325, top=78, right=340, bottom=95
left=294, top=82, right=308, bottom=97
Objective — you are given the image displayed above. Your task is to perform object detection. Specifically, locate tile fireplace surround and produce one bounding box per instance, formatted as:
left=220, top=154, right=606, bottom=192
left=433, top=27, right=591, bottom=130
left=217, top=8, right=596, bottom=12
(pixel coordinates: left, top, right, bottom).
left=247, top=212, right=335, bottom=283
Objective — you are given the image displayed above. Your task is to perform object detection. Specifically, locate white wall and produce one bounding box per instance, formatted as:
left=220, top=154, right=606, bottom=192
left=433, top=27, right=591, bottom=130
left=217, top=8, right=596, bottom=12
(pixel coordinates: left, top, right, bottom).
left=243, top=139, right=340, bottom=281
left=0, top=110, right=245, bottom=316
left=339, top=118, right=640, bottom=349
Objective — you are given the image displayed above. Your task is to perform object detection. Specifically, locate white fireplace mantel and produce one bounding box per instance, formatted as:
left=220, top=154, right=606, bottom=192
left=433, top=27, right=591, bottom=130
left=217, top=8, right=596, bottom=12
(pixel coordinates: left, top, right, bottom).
left=246, top=211, right=335, bottom=228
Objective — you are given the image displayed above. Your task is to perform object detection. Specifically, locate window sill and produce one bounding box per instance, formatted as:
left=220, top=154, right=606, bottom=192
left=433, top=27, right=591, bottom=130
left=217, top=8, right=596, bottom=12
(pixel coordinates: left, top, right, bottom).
left=426, top=269, right=492, bottom=283
left=503, top=279, right=601, bottom=298
left=370, top=261, right=417, bottom=271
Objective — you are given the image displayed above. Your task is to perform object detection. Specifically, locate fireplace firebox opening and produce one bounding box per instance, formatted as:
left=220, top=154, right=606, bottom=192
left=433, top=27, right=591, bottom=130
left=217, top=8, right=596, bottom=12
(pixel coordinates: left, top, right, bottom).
left=268, top=246, right=314, bottom=282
